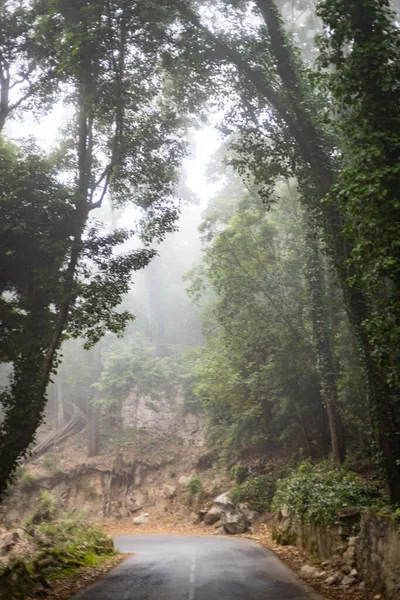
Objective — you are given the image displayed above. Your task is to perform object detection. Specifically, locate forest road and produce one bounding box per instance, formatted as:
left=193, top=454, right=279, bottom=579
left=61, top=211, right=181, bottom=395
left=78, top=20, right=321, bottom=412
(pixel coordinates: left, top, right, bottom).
left=70, top=534, right=326, bottom=600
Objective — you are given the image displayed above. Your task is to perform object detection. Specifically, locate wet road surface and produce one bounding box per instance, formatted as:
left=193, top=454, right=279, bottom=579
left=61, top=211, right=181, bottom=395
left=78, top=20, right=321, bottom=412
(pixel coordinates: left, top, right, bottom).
left=71, top=534, right=325, bottom=600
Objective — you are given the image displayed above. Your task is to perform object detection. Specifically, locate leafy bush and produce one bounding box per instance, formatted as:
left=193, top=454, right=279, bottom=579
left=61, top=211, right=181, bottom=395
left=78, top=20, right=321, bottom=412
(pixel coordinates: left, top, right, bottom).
left=21, top=471, right=38, bottom=491
left=230, top=464, right=249, bottom=484
left=230, top=474, right=277, bottom=514
left=31, top=521, right=114, bottom=579
left=272, top=461, right=385, bottom=524
left=188, top=476, right=203, bottom=497
left=26, top=491, right=57, bottom=526
left=42, top=454, right=57, bottom=470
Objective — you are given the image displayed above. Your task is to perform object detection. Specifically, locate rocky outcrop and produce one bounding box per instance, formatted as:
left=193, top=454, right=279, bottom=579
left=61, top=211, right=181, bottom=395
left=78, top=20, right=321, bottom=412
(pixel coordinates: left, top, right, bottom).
left=203, top=491, right=256, bottom=534
left=121, top=392, right=205, bottom=447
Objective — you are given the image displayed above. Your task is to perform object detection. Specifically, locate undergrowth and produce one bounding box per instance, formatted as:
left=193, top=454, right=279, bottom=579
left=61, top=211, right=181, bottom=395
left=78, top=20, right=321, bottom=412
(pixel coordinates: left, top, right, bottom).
left=31, top=520, right=114, bottom=579
left=272, top=460, right=386, bottom=524
left=230, top=474, right=277, bottom=514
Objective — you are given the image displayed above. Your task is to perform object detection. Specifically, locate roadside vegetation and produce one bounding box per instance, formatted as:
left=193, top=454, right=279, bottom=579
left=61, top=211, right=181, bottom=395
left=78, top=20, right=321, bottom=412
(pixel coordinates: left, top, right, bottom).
left=0, top=492, right=115, bottom=600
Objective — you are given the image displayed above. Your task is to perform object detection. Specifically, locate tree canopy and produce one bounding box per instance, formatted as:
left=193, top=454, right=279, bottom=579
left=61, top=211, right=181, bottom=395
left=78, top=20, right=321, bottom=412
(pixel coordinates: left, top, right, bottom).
left=1, top=0, right=400, bottom=504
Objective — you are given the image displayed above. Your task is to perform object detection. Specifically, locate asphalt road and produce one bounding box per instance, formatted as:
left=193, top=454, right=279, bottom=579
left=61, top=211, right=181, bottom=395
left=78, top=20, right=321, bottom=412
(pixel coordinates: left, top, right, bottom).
left=71, top=534, right=325, bottom=600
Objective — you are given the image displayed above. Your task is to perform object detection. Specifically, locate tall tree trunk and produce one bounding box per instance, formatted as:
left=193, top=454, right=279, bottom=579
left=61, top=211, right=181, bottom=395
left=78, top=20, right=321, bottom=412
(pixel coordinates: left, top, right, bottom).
left=302, top=210, right=345, bottom=464
left=88, top=343, right=102, bottom=458
left=56, top=381, right=65, bottom=430
left=88, top=405, right=100, bottom=458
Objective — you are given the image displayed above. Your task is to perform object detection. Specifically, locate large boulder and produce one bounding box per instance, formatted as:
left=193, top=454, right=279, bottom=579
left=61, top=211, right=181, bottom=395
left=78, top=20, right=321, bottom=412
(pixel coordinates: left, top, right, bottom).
left=204, top=506, right=220, bottom=526
left=205, top=491, right=256, bottom=535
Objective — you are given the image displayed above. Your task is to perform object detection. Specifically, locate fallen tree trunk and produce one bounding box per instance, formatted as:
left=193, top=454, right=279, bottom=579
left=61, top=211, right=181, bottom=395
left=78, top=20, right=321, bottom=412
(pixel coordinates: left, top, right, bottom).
left=31, top=403, right=87, bottom=458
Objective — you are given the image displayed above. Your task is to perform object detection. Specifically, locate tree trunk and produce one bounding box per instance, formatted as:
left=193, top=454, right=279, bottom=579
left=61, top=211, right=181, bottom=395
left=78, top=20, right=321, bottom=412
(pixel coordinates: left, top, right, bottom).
left=88, top=405, right=100, bottom=458
left=56, top=381, right=65, bottom=430
left=302, top=210, right=345, bottom=464
left=88, top=343, right=102, bottom=458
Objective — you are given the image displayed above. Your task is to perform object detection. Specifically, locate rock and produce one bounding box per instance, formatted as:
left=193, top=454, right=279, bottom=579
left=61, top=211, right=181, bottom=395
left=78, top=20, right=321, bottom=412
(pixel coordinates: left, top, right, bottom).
left=343, top=546, right=356, bottom=561
left=314, top=571, right=327, bottom=579
left=213, top=491, right=255, bottom=534
left=373, top=595, right=383, bottom=599
left=198, top=510, right=207, bottom=522
left=0, top=532, right=19, bottom=556
left=162, top=485, right=176, bottom=499
left=204, top=507, right=221, bottom=526
left=336, top=545, right=347, bottom=555
left=350, top=568, right=358, bottom=577
left=222, top=511, right=253, bottom=534
left=341, top=565, right=351, bottom=575
left=144, top=513, right=150, bottom=517
left=133, top=514, right=149, bottom=525
left=359, top=581, right=365, bottom=589
left=178, top=476, right=192, bottom=487
left=213, top=526, right=225, bottom=535
left=341, top=575, right=356, bottom=586
left=330, top=554, right=344, bottom=567
left=325, top=574, right=342, bottom=585
left=300, top=565, right=319, bottom=578
left=321, top=559, right=331, bottom=568
left=348, top=536, right=358, bottom=547
left=214, top=492, right=232, bottom=506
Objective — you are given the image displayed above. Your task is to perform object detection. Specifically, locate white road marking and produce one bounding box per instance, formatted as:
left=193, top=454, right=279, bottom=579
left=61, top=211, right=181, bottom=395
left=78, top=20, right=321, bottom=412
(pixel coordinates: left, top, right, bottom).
left=188, top=556, right=196, bottom=600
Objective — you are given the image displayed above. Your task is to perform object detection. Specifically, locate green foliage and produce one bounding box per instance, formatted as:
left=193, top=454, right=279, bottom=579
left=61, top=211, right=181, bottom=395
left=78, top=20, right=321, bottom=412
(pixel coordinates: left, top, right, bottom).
left=230, top=465, right=249, bottom=485
left=20, top=472, right=38, bottom=491
left=0, top=0, right=207, bottom=497
left=30, top=520, right=114, bottom=579
left=188, top=476, right=203, bottom=498
left=42, top=454, right=57, bottom=471
left=230, top=474, right=277, bottom=514
left=187, top=182, right=326, bottom=461
left=272, top=462, right=386, bottom=524
left=0, top=520, right=114, bottom=599
left=26, top=491, right=57, bottom=526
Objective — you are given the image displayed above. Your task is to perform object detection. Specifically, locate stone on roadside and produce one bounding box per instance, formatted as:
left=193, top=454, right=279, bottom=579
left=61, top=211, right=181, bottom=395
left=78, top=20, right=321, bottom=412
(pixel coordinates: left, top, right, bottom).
left=213, top=491, right=255, bottom=534
left=300, top=565, right=319, bottom=578
left=313, top=571, right=327, bottom=579
left=133, top=514, right=149, bottom=525
left=343, top=546, right=356, bottom=561
left=341, top=575, right=356, bottom=586
left=321, top=559, right=331, bottom=568
left=348, top=536, right=358, bottom=547
left=325, top=574, right=342, bottom=586
left=204, top=506, right=220, bottom=526
left=350, top=568, right=358, bottom=577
